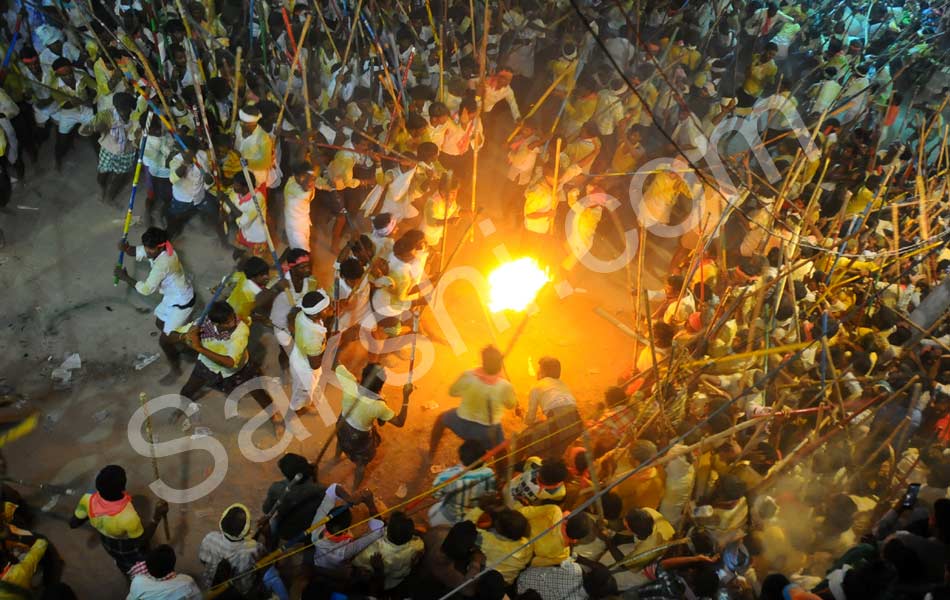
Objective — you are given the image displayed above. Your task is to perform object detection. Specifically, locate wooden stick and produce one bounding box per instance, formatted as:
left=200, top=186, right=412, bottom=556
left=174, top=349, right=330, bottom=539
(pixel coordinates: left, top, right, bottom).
left=313, top=1, right=340, bottom=60
left=301, top=53, right=312, bottom=132
left=505, top=67, right=574, bottom=142
left=469, top=0, right=490, bottom=241
left=229, top=46, right=242, bottom=132
left=276, top=15, right=313, bottom=131
left=138, top=393, right=171, bottom=541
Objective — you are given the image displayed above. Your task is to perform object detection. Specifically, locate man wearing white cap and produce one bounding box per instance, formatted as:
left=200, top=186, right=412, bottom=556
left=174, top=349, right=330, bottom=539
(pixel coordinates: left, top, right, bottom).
left=288, top=290, right=333, bottom=414
left=235, top=104, right=274, bottom=191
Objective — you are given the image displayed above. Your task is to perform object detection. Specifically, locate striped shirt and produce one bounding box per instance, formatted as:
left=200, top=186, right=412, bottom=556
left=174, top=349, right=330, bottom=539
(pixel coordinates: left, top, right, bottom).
left=429, top=465, right=496, bottom=525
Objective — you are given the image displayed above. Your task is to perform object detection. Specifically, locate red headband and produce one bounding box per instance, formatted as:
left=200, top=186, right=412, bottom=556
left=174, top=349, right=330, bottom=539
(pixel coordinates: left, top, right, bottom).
left=21, top=56, right=38, bottom=64
left=282, top=255, right=310, bottom=273
left=161, top=241, right=174, bottom=256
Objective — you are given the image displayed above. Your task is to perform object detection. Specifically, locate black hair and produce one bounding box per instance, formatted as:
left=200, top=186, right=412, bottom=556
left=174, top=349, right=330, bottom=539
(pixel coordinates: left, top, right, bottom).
left=494, top=509, right=528, bottom=540
left=538, top=459, right=568, bottom=486
left=360, top=363, right=386, bottom=394
left=277, top=453, right=312, bottom=481
left=221, top=505, right=248, bottom=538
left=428, top=102, right=449, bottom=118
left=476, top=570, right=507, bottom=600
left=242, top=256, right=270, bottom=279
left=207, top=301, right=235, bottom=324
left=538, top=356, right=561, bottom=379
left=417, top=141, right=440, bottom=162
left=624, top=508, right=654, bottom=538
left=393, top=229, right=425, bottom=257
left=113, top=92, right=135, bottom=113
left=441, top=520, right=478, bottom=562
left=652, top=322, right=676, bottom=348
left=406, top=112, right=428, bottom=131
left=284, top=247, right=310, bottom=265
left=95, top=465, right=127, bottom=501
left=582, top=562, right=617, bottom=598
left=301, top=291, right=327, bottom=312
left=481, top=345, right=504, bottom=376
left=141, top=226, right=169, bottom=248
left=339, top=257, right=364, bottom=280
left=291, top=162, right=312, bottom=177
left=760, top=574, right=791, bottom=600
left=565, top=512, right=592, bottom=540
left=145, top=545, right=176, bottom=578
left=325, top=505, right=352, bottom=533
left=600, top=492, right=623, bottom=520
left=386, top=511, right=415, bottom=545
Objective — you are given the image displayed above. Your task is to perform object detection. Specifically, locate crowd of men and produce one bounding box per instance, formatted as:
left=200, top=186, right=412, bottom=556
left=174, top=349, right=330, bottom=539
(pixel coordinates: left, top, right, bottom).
left=3, top=0, right=950, bottom=598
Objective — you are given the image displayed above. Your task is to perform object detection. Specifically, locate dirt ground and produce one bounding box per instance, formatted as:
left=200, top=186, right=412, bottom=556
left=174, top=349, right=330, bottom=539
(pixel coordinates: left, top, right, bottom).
left=0, top=131, right=683, bottom=596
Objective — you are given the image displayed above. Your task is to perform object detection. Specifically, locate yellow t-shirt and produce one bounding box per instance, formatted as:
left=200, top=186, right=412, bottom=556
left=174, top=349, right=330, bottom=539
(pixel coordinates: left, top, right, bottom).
left=479, top=530, right=534, bottom=584
left=519, top=504, right=570, bottom=567
left=226, top=273, right=263, bottom=323
left=743, top=56, right=777, bottom=97
left=175, top=320, right=251, bottom=377
left=335, top=364, right=396, bottom=432
left=73, top=493, right=145, bottom=540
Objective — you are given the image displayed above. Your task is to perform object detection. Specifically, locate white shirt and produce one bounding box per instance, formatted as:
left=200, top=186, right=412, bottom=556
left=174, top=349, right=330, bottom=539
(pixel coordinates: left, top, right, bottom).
left=134, top=246, right=193, bottom=306
left=126, top=573, right=201, bottom=600
left=482, top=83, right=520, bottom=120
left=168, top=151, right=208, bottom=204
left=309, top=484, right=385, bottom=569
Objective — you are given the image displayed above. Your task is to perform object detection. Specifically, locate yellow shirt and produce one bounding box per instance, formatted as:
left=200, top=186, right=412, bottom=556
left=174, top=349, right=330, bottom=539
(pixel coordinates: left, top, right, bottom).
left=236, top=125, right=273, bottom=173
left=353, top=535, right=424, bottom=590
left=226, top=272, right=263, bottom=323
left=175, top=320, right=250, bottom=377
left=479, top=530, right=534, bottom=584
left=73, top=494, right=145, bottom=539
left=621, top=508, right=675, bottom=569
left=523, top=180, right=562, bottom=234
left=293, top=311, right=327, bottom=358
left=742, top=56, right=777, bottom=97
left=845, top=185, right=876, bottom=217
left=519, top=505, right=570, bottom=567
left=449, top=370, right=517, bottom=426
left=335, top=364, right=397, bottom=432
left=1, top=538, right=47, bottom=593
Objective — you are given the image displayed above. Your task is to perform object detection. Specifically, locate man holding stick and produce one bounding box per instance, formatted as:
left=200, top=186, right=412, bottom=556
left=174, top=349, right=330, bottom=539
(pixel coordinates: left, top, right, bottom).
left=115, top=227, right=195, bottom=385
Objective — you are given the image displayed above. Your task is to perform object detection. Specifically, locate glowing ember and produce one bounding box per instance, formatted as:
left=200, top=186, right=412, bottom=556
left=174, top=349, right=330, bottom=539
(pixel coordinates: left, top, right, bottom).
left=488, top=258, right=550, bottom=312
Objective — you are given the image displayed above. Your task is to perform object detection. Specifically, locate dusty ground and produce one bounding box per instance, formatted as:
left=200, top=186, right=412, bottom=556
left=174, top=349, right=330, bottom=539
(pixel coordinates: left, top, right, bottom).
left=0, top=133, right=678, bottom=596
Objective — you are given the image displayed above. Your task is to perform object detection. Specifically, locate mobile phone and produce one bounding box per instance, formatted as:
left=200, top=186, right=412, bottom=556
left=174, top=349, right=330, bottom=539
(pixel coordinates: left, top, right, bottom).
left=901, top=483, right=922, bottom=509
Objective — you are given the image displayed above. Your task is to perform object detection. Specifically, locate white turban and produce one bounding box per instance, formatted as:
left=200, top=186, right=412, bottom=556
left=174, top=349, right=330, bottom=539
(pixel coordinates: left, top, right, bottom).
left=301, top=292, right=330, bottom=315
left=238, top=108, right=261, bottom=123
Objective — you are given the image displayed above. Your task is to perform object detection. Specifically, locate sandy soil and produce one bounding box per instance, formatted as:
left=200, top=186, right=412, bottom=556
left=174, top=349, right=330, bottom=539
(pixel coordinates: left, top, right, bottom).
left=0, top=132, right=684, bottom=597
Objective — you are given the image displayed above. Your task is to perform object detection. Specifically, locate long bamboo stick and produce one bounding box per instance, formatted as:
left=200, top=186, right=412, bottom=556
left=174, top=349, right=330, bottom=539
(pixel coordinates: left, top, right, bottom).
left=276, top=15, right=313, bottom=131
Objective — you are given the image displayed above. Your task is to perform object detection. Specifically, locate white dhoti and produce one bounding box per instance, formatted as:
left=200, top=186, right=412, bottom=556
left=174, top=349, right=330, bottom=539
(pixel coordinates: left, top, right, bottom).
left=285, top=214, right=311, bottom=252
left=155, top=296, right=194, bottom=334
left=288, top=344, right=323, bottom=410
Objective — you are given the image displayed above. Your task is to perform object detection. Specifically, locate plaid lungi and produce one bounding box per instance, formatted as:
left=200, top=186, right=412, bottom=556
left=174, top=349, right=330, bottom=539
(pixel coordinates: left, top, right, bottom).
left=100, top=533, right=145, bottom=574
left=98, top=148, right=137, bottom=174
left=336, top=419, right=381, bottom=465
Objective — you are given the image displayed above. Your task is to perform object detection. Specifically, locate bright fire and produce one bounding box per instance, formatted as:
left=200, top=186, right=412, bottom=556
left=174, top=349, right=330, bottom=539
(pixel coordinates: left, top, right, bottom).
left=488, top=258, right=550, bottom=312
